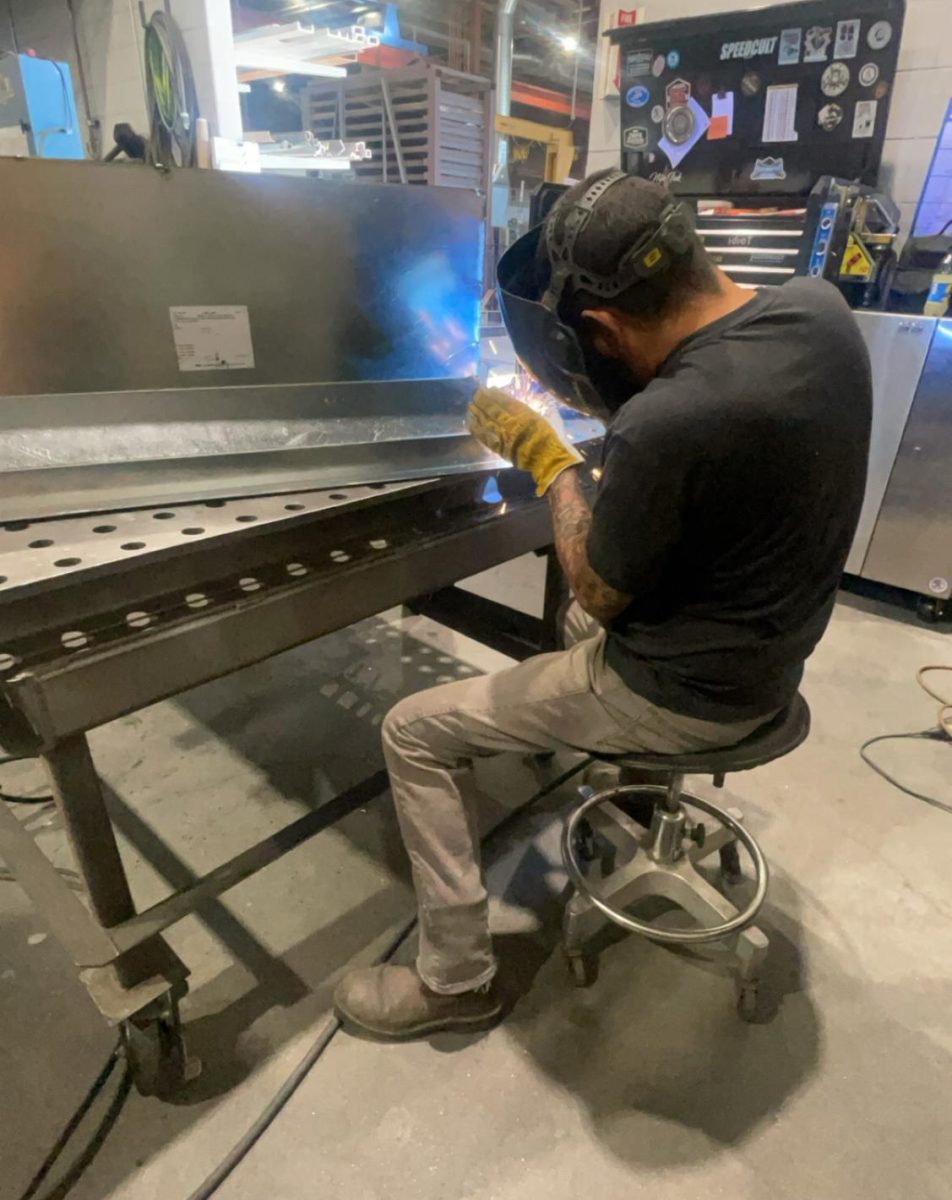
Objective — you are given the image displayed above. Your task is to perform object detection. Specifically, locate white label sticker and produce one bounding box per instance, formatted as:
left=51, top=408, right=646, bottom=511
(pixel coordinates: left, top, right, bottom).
left=624, top=125, right=649, bottom=150
left=778, top=28, right=802, bottom=66
left=834, top=19, right=860, bottom=60
left=852, top=99, right=878, bottom=139
left=803, top=25, right=833, bottom=63
left=822, top=62, right=851, bottom=97
left=169, top=306, right=256, bottom=372
left=859, top=62, right=880, bottom=88
left=751, top=156, right=786, bottom=181
left=818, top=103, right=844, bottom=132
left=763, top=83, right=800, bottom=143
left=867, top=21, right=893, bottom=50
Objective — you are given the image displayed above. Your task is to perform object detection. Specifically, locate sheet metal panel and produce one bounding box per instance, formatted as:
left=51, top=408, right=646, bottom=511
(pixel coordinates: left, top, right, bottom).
left=0, top=159, right=483, bottom=395
left=848, top=312, right=935, bottom=576
left=861, top=319, right=952, bottom=599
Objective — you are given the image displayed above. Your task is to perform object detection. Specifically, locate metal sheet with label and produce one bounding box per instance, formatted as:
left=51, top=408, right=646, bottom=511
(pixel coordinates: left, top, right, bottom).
left=170, top=306, right=256, bottom=372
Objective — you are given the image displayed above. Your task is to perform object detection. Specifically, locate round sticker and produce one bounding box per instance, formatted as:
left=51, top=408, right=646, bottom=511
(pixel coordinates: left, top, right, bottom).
left=817, top=103, right=844, bottom=132
left=859, top=62, right=880, bottom=88
left=667, top=50, right=681, bottom=70
left=821, top=62, right=850, bottom=97
left=664, top=105, right=696, bottom=145
left=652, top=54, right=665, bottom=77
left=626, top=84, right=650, bottom=108
left=651, top=104, right=665, bottom=124
left=868, top=20, right=893, bottom=50
left=929, top=577, right=950, bottom=595
left=741, top=71, right=761, bottom=97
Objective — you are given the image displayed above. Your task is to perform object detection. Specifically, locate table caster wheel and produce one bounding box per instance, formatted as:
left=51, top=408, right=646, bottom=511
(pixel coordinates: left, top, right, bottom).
left=564, top=950, right=598, bottom=988
left=917, top=596, right=947, bottom=625
left=720, top=842, right=744, bottom=886
left=122, top=1000, right=199, bottom=1098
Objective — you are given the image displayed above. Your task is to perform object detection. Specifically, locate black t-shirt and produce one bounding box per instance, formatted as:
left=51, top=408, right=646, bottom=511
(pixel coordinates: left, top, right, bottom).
left=587, top=278, right=872, bottom=722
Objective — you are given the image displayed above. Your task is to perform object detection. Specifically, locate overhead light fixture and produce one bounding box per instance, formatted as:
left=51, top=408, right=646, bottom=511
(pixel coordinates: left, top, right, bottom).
left=560, top=34, right=579, bottom=54
left=271, top=79, right=287, bottom=94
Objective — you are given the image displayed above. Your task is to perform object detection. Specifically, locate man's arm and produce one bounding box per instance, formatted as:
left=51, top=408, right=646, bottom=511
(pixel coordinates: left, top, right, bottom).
left=548, top=467, right=632, bottom=625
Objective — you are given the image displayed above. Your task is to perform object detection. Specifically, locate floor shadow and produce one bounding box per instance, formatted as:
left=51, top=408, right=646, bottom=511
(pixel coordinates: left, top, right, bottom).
left=491, top=838, right=824, bottom=1169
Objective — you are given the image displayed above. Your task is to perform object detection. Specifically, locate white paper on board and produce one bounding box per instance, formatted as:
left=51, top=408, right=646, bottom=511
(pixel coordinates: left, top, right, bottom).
left=852, top=99, right=878, bottom=139
left=710, top=92, right=735, bottom=138
left=763, top=83, right=799, bottom=143
left=169, top=306, right=256, bottom=372
left=834, top=19, right=860, bottom=59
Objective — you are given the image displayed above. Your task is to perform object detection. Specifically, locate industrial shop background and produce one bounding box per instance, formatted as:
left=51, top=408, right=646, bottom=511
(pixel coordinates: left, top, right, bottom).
left=1, top=3, right=952, bottom=1200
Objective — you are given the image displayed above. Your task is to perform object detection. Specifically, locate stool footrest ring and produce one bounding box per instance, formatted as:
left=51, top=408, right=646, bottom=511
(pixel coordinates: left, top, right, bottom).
left=562, top=785, right=769, bottom=946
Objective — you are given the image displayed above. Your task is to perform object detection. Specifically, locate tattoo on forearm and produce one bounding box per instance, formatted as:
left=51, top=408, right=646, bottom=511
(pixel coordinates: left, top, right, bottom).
left=548, top=470, right=631, bottom=624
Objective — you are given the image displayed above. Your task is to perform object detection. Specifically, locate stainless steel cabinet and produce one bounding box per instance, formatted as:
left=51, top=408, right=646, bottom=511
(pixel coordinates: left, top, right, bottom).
left=862, top=320, right=952, bottom=602
left=848, top=312, right=936, bottom=576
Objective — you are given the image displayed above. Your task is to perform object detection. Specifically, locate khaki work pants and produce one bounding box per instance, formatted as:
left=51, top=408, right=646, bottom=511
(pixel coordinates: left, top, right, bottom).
left=382, top=604, right=770, bottom=994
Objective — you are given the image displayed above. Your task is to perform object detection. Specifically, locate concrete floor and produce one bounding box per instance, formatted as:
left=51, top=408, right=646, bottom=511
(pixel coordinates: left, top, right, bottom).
left=2, top=569, right=952, bottom=1200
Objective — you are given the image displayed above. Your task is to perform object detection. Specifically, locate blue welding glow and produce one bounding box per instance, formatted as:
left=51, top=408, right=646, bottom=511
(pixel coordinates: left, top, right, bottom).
left=480, top=476, right=503, bottom=504
left=345, top=195, right=482, bottom=382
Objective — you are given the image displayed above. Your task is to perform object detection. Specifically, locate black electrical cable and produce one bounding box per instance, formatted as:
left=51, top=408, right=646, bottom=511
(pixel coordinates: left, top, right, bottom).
left=183, top=916, right=416, bottom=1200
left=15, top=1039, right=129, bottom=1200
left=859, top=665, right=952, bottom=815
left=0, top=755, right=53, bottom=806
left=860, top=728, right=952, bottom=815
left=183, top=759, right=587, bottom=1200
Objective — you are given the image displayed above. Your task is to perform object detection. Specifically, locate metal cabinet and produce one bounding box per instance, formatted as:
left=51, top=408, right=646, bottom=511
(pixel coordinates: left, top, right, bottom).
left=862, top=320, right=952, bottom=602
left=848, top=312, right=936, bottom=576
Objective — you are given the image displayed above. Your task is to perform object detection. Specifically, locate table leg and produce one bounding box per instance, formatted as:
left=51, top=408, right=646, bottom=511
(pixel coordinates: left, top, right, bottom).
left=42, top=734, right=185, bottom=999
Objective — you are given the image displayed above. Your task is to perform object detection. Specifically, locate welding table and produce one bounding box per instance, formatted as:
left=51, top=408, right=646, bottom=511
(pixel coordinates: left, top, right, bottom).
left=0, top=460, right=597, bottom=1094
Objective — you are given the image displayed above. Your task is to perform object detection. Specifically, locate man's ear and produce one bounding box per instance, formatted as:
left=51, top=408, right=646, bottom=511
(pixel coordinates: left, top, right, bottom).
left=581, top=308, right=625, bottom=358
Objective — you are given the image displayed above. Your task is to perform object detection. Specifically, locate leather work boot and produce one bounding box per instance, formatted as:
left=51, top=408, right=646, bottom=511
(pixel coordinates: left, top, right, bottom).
left=334, top=965, right=503, bottom=1042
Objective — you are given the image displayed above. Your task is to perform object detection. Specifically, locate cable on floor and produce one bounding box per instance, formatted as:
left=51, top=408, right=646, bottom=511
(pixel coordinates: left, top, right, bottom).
left=860, top=665, right=952, bottom=815
left=0, top=754, right=54, bottom=806
left=15, top=1038, right=131, bottom=1200
left=183, top=758, right=587, bottom=1200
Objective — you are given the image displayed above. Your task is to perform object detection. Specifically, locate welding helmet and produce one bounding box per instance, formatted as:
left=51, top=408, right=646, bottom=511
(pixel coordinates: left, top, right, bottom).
left=496, top=169, right=694, bottom=420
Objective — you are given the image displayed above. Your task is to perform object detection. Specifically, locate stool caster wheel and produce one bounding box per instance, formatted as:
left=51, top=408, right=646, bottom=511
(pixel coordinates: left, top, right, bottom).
left=564, top=949, right=598, bottom=988
left=736, top=980, right=776, bottom=1024
left=720, top=842, right=744, bottom=886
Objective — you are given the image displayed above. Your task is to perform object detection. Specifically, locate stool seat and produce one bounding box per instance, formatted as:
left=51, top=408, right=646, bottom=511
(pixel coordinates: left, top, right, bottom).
left=602, top=693, right=811, bottom=777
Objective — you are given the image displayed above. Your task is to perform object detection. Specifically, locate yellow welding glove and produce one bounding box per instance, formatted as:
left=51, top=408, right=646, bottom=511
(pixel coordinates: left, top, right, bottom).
left=468, top=387, right=583, bottom=497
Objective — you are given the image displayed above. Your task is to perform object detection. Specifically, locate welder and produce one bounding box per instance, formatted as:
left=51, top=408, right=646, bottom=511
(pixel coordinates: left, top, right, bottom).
left=334, top=168, right=872, bottom=1041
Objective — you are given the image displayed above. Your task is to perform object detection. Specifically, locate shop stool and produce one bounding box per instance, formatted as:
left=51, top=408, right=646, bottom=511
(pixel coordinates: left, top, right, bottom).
left=561, top=694, right=810, bottom=1020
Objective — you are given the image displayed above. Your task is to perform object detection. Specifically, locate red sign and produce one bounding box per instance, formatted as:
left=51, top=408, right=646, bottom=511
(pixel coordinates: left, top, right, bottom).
left=618, top=9, right=639, bottom=26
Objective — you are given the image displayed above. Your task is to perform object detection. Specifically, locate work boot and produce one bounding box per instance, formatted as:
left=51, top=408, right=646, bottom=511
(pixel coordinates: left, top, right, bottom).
left=334, top=965, right=503, bottom=1042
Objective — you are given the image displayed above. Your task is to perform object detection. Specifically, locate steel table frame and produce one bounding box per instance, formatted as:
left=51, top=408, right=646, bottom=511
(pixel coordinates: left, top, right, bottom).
left=0, top=463, right=585, bottom=1035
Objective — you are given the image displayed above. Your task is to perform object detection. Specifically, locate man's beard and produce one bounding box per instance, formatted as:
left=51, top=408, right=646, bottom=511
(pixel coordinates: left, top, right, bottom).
left=581, top=340, right=643, bottom=416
